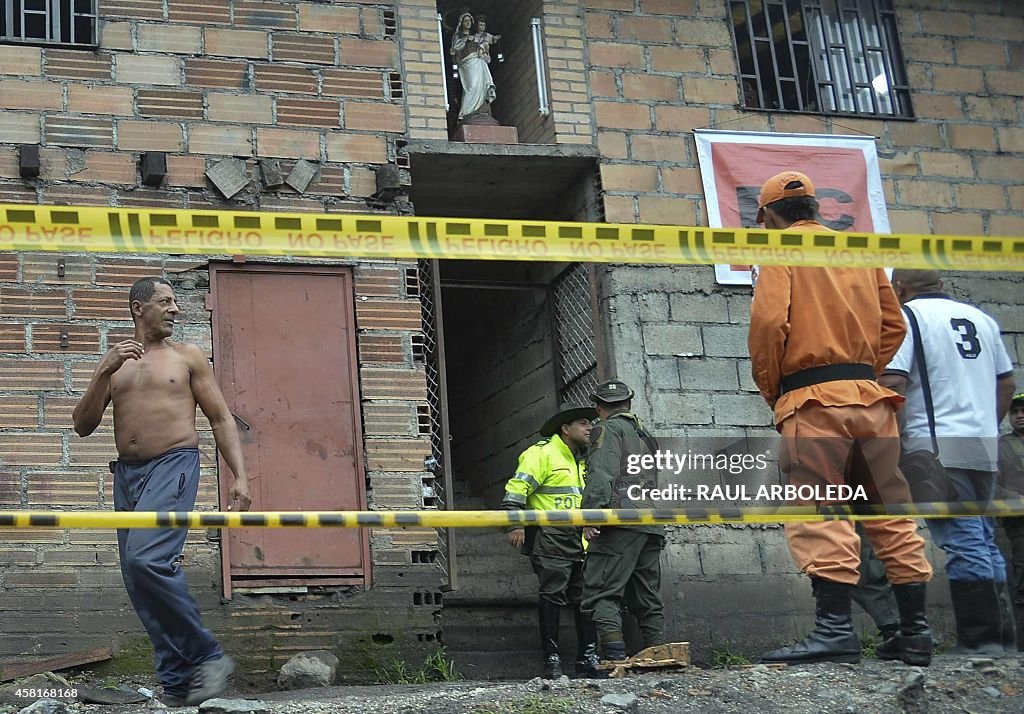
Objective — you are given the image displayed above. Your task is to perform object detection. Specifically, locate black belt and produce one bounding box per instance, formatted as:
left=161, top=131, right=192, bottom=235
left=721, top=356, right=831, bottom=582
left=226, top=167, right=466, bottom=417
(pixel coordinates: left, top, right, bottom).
left=779, top=363, right=876, bottom=395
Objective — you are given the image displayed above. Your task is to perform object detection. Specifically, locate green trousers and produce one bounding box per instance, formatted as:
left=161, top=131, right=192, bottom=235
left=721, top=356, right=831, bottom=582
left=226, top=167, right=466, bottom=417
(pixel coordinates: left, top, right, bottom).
left=581, top=529, right=665, bottom=648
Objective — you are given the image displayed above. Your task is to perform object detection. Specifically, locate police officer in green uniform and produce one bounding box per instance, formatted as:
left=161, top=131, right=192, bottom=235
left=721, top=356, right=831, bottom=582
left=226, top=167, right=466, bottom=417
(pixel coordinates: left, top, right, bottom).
left=997, top=392, right=1024, bottom=649
left=501, top=404, right=601, bottom=679
left=580, top=379, right=665, bottom=662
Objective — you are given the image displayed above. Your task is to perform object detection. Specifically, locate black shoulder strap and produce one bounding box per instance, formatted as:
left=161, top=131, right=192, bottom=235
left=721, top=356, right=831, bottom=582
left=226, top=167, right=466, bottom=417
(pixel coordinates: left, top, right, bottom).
left=902, top=304, right=939, bottom=453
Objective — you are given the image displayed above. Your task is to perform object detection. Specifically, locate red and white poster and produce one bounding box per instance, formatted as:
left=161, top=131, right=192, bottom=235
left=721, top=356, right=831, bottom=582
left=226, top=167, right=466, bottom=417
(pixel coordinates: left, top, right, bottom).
left=695, top=130, right=890, bottom=285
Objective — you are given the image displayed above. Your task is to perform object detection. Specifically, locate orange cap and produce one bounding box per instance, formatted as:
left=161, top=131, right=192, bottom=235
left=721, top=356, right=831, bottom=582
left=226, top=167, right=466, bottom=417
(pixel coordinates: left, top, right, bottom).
left=757, top=171, right=816, bottom=208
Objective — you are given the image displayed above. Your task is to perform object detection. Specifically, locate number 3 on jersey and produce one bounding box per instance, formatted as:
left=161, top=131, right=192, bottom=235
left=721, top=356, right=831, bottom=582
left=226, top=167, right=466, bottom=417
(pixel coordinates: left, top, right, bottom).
left=950, top=318, right=982, bottom=359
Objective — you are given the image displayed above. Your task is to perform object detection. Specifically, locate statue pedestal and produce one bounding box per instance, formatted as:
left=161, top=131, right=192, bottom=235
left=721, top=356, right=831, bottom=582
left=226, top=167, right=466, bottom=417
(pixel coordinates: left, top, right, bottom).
left=454, top=124, right=519, bottom=144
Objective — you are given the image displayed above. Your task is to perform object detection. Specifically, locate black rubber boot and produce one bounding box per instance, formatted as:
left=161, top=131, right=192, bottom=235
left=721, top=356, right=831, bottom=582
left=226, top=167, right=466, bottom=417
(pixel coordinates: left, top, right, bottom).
left=876, top=582, right=933, bottom=666
left=538, top=598, right=562, bottom=678
left=573, top=608, right=601, bottom=678
left=878, top=623, right=899, bottom=642
left=948, top=579, right=1003, bottom=655
left=996, top=581, right=1018, bottom=652
left=761, top=578, right=860, bottom=664
left=601, top=639, right=627, bottom=662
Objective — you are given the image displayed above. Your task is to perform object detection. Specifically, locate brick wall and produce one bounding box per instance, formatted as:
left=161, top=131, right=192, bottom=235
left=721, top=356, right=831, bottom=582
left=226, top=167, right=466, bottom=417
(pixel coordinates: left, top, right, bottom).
left=585, top=0, right=1024, bottom=657
left=0, top=0, right=442, bottom=681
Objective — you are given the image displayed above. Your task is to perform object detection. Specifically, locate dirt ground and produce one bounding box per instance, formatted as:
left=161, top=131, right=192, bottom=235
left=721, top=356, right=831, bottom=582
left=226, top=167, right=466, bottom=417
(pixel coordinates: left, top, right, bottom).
left=2, top=654, right=1023, bottom=714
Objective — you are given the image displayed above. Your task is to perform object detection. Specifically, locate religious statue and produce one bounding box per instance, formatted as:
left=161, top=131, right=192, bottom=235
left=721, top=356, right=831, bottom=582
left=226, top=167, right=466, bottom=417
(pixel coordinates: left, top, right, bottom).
left=450, top=12, right=501, bottom=123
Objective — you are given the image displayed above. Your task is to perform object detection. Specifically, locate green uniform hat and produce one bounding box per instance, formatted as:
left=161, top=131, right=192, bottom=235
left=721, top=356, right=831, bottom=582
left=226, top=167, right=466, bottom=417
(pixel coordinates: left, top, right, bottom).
left=590, top=379, right=635, bottom=404
left=540, top=404, right=597, bottom=437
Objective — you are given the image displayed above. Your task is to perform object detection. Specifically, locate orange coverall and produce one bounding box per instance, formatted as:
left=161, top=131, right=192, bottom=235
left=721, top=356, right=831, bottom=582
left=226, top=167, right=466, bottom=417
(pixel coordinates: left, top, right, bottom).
left=748, top=220, right=932, bottom=586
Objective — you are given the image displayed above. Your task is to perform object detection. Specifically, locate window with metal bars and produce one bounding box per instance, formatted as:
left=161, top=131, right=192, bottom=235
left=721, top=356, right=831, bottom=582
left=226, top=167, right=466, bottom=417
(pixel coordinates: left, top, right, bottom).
left=729, top=0, right=912, bottom=118
left=2, top=0, right=97, bottom=47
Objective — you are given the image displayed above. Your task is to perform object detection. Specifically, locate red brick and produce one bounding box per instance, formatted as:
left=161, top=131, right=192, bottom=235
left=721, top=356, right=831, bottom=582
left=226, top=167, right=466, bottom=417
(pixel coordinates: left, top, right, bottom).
left=650, top=46, right=704, bottom=73
left=355, top=268, right=401, bottom=297
left=932, top=66, right=985, bottom=94
left=955, top=39, right=1008, bottom=67
left=661, top=167, right=703, bottom=195
left=364, top=439, right=431, bottom=471
left=234, top=1, right=296, bottom=30
left=136, top=89, right=204, bottom=119
left=590, top=71, right=617, bottom=98
left=115, top=55, right=181, bottom=85
left=99, top=21, right=133, bottom=50
left=977, top=156, right=1020, bottom=181
left=638, top=196, right=697, bottom=226
left=272, top=33, right=335, bottom=65
left=600, top=164, right=658, bottom=192
left=22, top=254, right=90, bottom=284
left=44, top=116, right=114, bottom=148
left=989, top=215, right=1024, bottom=237
left=255, top=128, right=320, bottom=159
left=42, top=185, right=114, bottom=206
left=0, top=254, right=17, bottom=280
left=116, top=189, right=187, bottom=209
left=258, top=194, right=324, bottom=212
left=254, top=64, right=318, bottom=94
left=630, top=135, right=687, bottom=162
left=955, top=185, right=1007, bottom=211
left=67, top=85, right=134, bottom=115
left=277, top=98, right=340, bottom=128
left=622, top=74, right=679, bottom=101
left=589, top=42, right=644, bottom=69
left=311, top=165, right=346, bottom=195
left=188, top=125, right=253, bottom=156
left=616, top=16, right=672, bottom=42
left=0, top=80, right=63, bottom=110
left=585, top=12, right=613, bottom=38
left=339, top=38, right=396, bottom=68
left=321, top=69, right=385, bottom=98
left=103, top=0, right=162, bottom=19
left=44, top=49, right=111, bottom=80
left=167, top=0, right=230, bottom=24
left=912, top=94, right=965, bottom=121
left=363, top=403, right=415, bottom=435
left=117, top=121, right=184, bottom=152
left=597, top=131, right=628, bottom=159
left=595, top=102, right=651, bottom=130
left=0, top=359, right=64, bottom=391
left=356, top=300, right=421, bottom=330
left=947, top=124, right=997, bottom=151
left=204, top=28, right=268, bottom=59
left=298, top=4, right=360, bottom=33
left=585, top=0, right=633, bottom=8
left=325, top=133, right=387, bottom=163
left=68, top=151, right=136, bottom=184
left=156, top=156, right=201, bottom=189
left=0, top=433, right=63, bottom=467
left=360, top=368, right=427, bottom=400
left=345, top=103, right=404, bottom=132
left=185, top=59, right=247, bottom=89
left=208, top=93, right=273, bottom=124
left=0, top=113, right=41, bottom=143
left=361, top=6, right=384, bottom=35
left=0, top=45, right=41, bottom=75
left=889, top=123, right=942, bottom=149
left=94, top=260, right=164, bottom=287
left=33, top=324, right=100, bottom=353
left=987, top=70, right=1024, bottom=97
left=896, top=179, right=954, bottom=208
left=0, top=323, right=26, bottom=351
left=0, top=288, right=66, bottom=319
left=137, top=23, right=202, bottom=53
left=0, top=395, right=39, bottom=428
left=71, top=288, right=130, bottom=320
left=918, top=152, right=974, bottom=180
left=357, top=333, right=405, bottom=363
left=0, top=184, right=38, bottom=203
left=932, top=212, right=984, bottom=237
left=44, top=397, right=109, bottom=429
left=345, top=166, right=373, bottom=197
left=683, top=77, right=738, bottom=104
left=641, top=0, right=696, bottom=13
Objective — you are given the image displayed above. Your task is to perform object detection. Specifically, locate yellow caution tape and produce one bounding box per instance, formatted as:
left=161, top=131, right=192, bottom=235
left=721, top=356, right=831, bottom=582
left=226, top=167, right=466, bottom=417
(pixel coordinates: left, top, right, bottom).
left=1, top=204, right=1021, bottom=271
left=2, top=502, right=1024, bottom=529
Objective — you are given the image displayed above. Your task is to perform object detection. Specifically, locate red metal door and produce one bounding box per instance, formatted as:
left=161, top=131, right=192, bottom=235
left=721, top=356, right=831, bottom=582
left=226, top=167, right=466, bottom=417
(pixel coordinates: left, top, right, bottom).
left=210, top=265, right=369, bottom=594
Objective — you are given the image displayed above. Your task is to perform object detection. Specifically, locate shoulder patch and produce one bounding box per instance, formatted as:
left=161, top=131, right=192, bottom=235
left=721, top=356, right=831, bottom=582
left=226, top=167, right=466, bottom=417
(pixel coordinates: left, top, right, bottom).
left=589, top=424, right=604, bottom=448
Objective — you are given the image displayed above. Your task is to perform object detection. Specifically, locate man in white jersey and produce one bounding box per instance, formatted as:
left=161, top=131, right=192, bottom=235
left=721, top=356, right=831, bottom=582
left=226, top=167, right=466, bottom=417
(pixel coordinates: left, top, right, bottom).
left=881, top=270, right=1017, bottom=654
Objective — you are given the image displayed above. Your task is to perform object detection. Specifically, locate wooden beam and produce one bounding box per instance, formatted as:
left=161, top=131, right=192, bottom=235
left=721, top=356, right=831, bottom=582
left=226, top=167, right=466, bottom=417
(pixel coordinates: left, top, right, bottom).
left=0, top=647, right=113, bottom=682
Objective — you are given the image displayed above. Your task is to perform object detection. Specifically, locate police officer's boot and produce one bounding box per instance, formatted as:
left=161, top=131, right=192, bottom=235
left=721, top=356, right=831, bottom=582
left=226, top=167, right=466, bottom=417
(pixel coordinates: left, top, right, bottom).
left=876, top=582, right=933, bottom=666
left=573, top=607, right=601, bottom=678
left=996, top=581, right=1018, bottom=652
left=948, top=580, right=1003, bottom=655
left=601, top=638, right=628, bottom=663
left=538, top=598, right=562, bottom=678
left=761, top=577, right=860, bottom=664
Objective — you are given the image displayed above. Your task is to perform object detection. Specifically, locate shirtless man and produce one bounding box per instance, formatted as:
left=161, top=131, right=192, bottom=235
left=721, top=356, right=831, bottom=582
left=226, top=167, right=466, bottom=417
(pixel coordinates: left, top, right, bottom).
left=73, top=276, right=250, bottom=707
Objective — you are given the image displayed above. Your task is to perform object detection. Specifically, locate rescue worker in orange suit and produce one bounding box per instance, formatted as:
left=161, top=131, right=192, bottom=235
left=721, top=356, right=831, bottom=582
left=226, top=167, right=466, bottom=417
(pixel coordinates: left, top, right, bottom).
left=748, top=171, right=934, bottom=666
left=501, top=404, right=601, bottom=679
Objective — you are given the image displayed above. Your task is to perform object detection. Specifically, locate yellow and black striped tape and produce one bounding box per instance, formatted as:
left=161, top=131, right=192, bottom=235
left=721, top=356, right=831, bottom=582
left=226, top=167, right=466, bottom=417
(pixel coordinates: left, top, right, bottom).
left=1, top=204, right=1021, bottom=271
left=2, top=502, right=1024, bottom=529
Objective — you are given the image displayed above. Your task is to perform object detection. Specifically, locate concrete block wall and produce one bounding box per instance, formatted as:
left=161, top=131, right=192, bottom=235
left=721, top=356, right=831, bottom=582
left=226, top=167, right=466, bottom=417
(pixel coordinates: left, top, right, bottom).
left=585, top=0, right=1024, bottom=656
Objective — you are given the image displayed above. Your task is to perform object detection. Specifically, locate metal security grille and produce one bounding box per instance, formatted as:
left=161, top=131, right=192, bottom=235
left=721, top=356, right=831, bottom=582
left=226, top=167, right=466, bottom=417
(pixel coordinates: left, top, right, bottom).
left=729, top=0, right=911, bottom=118
left=2, top=0, right=97, bottom=46
left=551, top=264, right=599, bottom=406
left=416, top=259, right=457, bottom=591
